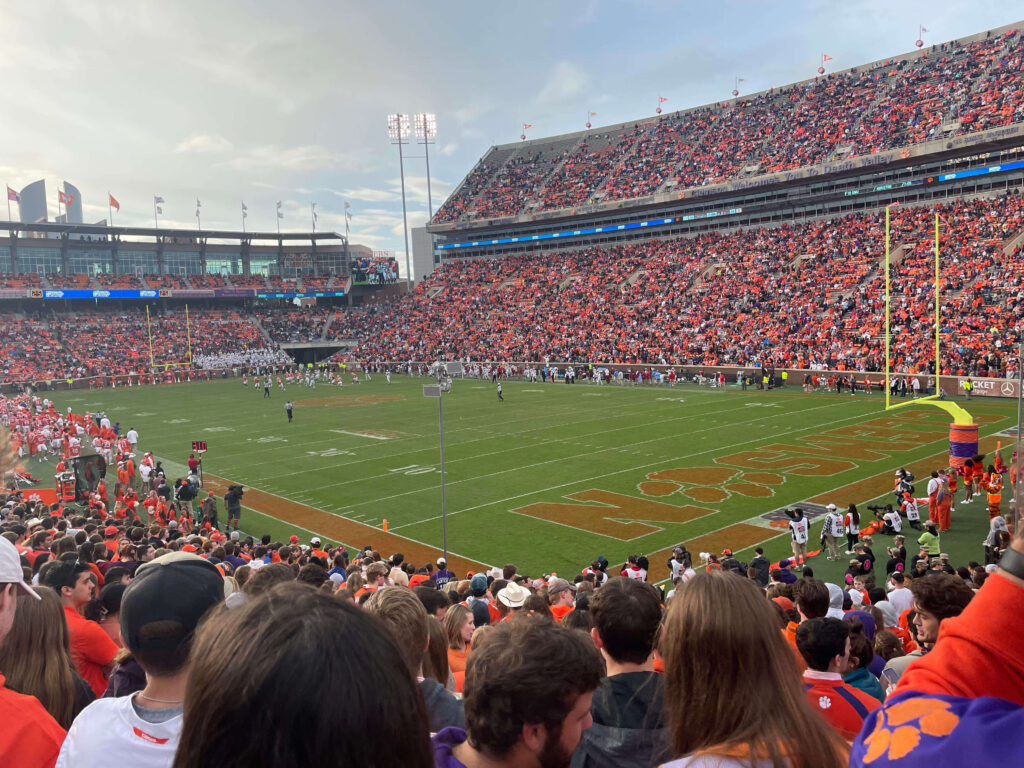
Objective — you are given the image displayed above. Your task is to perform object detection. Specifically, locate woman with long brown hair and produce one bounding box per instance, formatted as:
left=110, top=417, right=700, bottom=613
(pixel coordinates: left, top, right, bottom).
left=442, top=603, right=475, bottom=692
left=172, top=582, right=433, bottom=768
left=0, top=586, right=94, bottom=729
left=661, top=571, right=848, bottom=767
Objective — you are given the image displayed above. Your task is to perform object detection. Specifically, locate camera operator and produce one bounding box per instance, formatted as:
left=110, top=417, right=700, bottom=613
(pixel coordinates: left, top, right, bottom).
left=868, top=503, right=902, bottom=535
left=225, top=485, right=244, bottom=532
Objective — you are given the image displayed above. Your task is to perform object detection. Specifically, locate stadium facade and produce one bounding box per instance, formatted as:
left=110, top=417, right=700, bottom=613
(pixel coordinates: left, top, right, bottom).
left=426, top=20, right=1024, bottom=261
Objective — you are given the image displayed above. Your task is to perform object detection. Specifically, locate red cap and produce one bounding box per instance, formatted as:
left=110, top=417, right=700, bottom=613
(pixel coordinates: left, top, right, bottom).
left=772, top=596, right=795, bottom=612
left=104, top=525, right=118, bottom=537
left=182, top=544, right=198, bottom=552
left=289, top=535, right=299, bottom=543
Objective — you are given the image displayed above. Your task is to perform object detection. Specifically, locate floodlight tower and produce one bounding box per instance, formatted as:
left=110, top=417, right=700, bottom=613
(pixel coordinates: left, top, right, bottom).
left=415, top=113, right=437, bottom=220
left=387, top=113, right=413, bottom=291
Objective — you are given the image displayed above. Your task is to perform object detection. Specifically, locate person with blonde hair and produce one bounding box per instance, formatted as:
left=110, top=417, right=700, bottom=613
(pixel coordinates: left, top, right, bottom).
left=364, top=587, right=464, bottom=732
left=660, top=571, right=848, bottom=767
left=0, top=585, right=93, bottom=729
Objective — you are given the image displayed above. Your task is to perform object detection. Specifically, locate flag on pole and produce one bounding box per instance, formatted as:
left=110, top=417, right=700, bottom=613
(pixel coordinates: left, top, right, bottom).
left=921, top=26, right=928, bottom=32
left=659, top=96, right=669, bottom=103
left=311, top=202, right=318, bottom=223
left=823, top=54, right=833, bottom=62
left=523, top=123, right=532, bottom=130
left=276, top=200, right=284, bottom=219
left=7, top=186, right=20, bottom=203
left=196, top=199, right=202, bottom=208
left=58, top=190, right=74, bottom=206
left=241, top=201, right=248, bottom=211
left=344, top=201, right=351, bottom=210
left=156, top=206, right=163, bottom=214
left=589, top=112, right=598, bottom=117
left=154, top=195, right=165, bottom=204
left=108, top=193, right=119, bottom=211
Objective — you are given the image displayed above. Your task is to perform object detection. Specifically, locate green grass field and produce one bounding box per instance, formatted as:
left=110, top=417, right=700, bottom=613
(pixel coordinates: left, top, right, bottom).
left=37, top=377, right=1017, bottom=583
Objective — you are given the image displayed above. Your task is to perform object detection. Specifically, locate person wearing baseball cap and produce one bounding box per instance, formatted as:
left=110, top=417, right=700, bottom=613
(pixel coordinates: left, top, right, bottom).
left=434, top=557, right=456, bottom=590
left=0, top=538, right=67, bottom=767
left=547, top=577, right=577, bottom=622
left=56, top=552, right=225, bottom=766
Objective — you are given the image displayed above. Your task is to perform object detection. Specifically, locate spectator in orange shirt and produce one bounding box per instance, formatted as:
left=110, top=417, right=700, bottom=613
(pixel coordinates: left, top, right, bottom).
left=443, top=604, right=474, bottom=693
left=42, top=560, right=118, bottom=698
left=796, top=617, right=881, bottom=740
left=547, top=577, right=577, bottom=622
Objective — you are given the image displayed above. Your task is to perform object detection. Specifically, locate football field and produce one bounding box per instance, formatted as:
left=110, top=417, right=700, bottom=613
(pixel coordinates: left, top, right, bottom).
left=42, top=376, right=1016, bottom=582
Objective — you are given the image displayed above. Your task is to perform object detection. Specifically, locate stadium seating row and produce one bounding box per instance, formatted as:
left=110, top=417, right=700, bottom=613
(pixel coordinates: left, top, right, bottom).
left=433, top=30, right=1024, bottom=223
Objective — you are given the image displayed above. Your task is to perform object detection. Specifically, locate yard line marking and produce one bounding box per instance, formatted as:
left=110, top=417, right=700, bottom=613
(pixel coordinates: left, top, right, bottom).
left=257, top=396, right=836, bottom=490
left=382, top=399, right=867, bottom=525
left=211, top=386, right=754, bottom=466
left=331, top=429, right=392, bottom=440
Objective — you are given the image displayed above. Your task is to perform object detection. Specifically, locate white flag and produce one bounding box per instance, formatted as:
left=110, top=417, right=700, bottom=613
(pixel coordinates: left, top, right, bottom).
left=241, top=201, right=248, bottom=211
left=154, top=195, right=165, bottom=204
left=243, top=210, right=248, bottom=219
left=277, top=211, right=284, bottom=219
left=344, top=201, right=351, bottom=210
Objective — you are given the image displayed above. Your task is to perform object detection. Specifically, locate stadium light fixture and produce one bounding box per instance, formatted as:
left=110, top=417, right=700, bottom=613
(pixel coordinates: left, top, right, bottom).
left=387, top=114, right=413, bottom=291
left=415, top=113, right=437, bottom=220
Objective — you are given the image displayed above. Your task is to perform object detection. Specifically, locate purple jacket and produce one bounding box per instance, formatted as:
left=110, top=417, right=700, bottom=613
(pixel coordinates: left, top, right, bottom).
left=432, top=727, right=469, bottom=768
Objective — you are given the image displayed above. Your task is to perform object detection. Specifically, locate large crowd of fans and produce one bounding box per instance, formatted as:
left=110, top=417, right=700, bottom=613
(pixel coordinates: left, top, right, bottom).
left=1, top=394, right=1021, bottom=766
left=433, top=29, right=1024, bottom=224
left=354, top=193, right=1024, bottom=377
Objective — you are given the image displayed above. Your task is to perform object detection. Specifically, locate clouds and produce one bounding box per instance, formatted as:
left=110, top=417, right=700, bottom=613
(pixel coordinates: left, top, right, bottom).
left=175, top=134, right=235, bottom=154
left=536, top=61, right=592, bottom=107
left=0, top=0, right=1018, bottom=261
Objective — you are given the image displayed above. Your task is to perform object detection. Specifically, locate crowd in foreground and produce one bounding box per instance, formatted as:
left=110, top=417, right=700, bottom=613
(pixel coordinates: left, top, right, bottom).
left=1, top=455, right=1022, bottom=767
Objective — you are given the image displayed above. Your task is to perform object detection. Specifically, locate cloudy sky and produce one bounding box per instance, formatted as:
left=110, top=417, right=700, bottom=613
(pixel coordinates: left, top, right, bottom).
left=1, top=0, right=1020, bottom=271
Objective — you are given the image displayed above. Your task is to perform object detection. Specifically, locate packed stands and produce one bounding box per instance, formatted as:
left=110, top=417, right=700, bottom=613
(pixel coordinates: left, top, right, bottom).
left=256, top=307, right=331, bottom=343
left=432, top=28, right=1024, bottom=223
left=351, top=193, right=1024, bottom=376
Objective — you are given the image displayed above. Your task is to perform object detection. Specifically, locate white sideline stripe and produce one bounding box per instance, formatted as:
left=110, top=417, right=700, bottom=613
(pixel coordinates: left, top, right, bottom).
left=389, top=399, right=867, bottom=527
left=275, top=396, right=838, bottom=493
left=206, top=477, right=491, bottom=568
left=249, top=394, right=771, bottom=484
left=331, top=430, right=393, bottom=440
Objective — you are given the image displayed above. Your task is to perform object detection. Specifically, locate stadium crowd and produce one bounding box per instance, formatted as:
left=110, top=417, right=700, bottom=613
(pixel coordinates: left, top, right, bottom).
left=352, top=193, right=1024, bottom=377
left=433, top=29, right=1024, bottom=223
left=1, top=397, right=1021, bottom=767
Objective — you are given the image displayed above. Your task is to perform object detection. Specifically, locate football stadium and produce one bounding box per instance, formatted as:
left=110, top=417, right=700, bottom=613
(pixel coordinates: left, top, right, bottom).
left=2, top=8, right=1024, bottom=768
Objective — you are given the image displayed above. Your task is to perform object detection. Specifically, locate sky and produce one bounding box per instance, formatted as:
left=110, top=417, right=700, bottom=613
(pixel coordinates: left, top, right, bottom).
left=1, top=0, right=1021, bottom=273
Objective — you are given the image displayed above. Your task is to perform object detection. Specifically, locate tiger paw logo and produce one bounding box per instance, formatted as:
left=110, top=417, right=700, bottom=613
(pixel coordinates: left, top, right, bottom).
left=818, top=696, right=832, bottom=710
left=638, top=466, right=785, bottom=503
left=862, top=698, right=959, bottom=763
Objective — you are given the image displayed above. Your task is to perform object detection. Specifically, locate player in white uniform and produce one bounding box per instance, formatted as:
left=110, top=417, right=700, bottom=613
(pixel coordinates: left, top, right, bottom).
left=784, top=508, right=809, bottom=569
